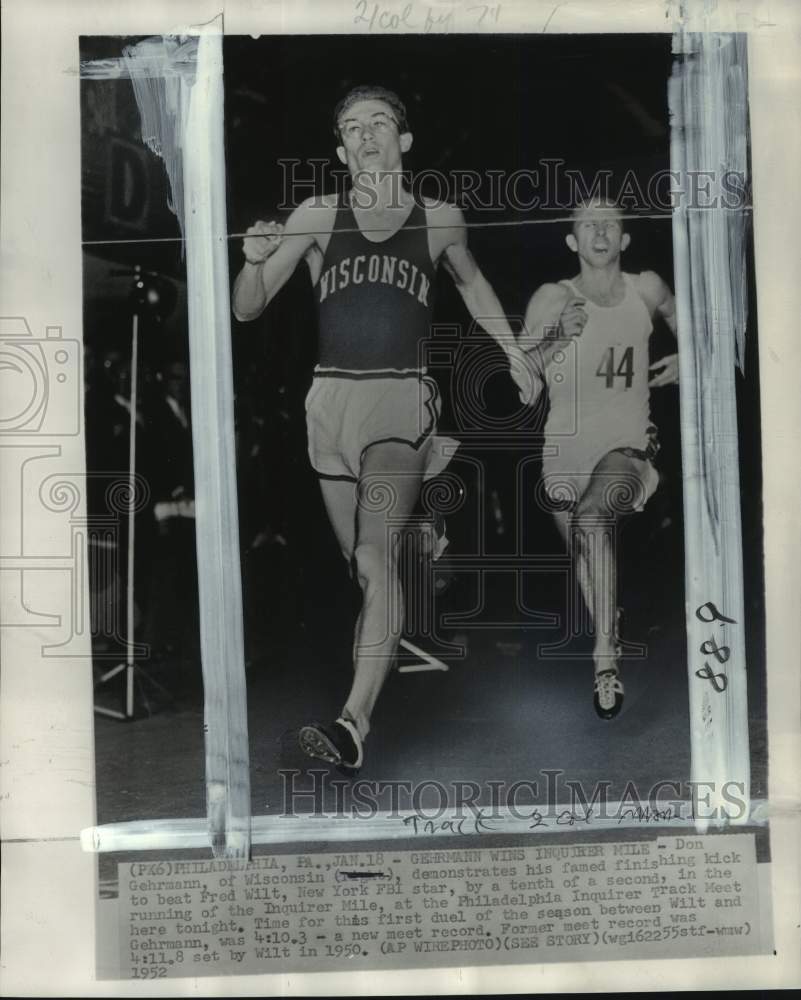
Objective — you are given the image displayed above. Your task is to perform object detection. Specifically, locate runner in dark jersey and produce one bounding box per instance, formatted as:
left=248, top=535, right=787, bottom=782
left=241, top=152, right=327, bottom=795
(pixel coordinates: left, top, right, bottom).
left=232, top=86, right=530, bottom=768
left=316, top=196, right=436, bottom=371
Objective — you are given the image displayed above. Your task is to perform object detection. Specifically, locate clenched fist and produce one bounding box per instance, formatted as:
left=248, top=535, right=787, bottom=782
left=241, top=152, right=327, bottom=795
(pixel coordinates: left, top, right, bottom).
left=557, top=297, right=588, bottom=339
left=242, top=220, right=284, bottom=265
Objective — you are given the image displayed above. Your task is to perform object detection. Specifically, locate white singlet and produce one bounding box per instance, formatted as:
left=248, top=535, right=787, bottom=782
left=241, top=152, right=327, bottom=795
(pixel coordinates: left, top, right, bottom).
left=542, top=272, right=658, bottom=507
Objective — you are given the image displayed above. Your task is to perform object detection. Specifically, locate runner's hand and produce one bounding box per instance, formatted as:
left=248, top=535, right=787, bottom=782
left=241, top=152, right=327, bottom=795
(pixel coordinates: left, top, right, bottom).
left=558, top=298, right=588, bottom=339
left=243, top=220, right=284, bottom=264
left=648, top=353, right=679, bottom=387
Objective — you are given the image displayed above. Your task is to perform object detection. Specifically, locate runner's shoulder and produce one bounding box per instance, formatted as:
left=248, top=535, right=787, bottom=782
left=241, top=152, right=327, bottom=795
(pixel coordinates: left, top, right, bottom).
left=302, top=192, right=339, bottom=210
left=521, top=283, right=572, bottom=344
left=421, top=198, right=464, bottom=229
left=528, top=281, right=572, bottom=310
left=285, top=194, right=338, bottom=240
left=631, top=270, right=669, bottom=310
left=292, top=193, right=338, bottom=220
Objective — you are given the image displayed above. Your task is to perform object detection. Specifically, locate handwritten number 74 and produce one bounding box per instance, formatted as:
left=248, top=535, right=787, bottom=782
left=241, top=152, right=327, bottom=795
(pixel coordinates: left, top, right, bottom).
left=469, top=4, right=502, bottom=24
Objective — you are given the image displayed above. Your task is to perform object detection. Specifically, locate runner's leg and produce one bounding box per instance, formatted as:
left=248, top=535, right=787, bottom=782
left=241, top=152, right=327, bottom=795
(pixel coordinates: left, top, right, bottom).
left=569, top=450, right=653, bottom=670
left=342, top=440, right=428, bottom=739
left=317, top=477, right=365, bottom=662
left=318, top=477, right=357, bottom=562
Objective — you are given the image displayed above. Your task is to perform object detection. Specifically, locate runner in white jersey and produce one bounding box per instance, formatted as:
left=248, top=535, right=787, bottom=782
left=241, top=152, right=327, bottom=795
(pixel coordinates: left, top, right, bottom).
left=517, top=198, right=678, bottom=719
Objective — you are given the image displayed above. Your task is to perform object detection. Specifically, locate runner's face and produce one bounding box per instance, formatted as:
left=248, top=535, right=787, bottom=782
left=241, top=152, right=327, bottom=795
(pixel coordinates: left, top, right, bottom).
left=567, top=207, right=630, bottom=266
left=335, top=99, right=411, bottom=176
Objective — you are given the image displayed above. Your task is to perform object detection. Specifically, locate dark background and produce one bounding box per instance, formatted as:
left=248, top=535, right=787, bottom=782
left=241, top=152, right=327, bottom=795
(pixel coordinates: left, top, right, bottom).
left=80, top=34, right=766, bottom=861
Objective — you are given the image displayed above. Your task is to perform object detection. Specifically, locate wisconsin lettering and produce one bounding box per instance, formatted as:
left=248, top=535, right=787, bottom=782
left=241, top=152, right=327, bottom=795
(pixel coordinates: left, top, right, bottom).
left=318, top=253, right=431, bottom=305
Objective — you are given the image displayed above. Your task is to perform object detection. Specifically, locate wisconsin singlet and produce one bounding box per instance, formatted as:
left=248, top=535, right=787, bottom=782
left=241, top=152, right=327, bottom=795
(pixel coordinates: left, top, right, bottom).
left=316, top=195, right=437, bottom=371
left=543, top=272, right=655, bottom=495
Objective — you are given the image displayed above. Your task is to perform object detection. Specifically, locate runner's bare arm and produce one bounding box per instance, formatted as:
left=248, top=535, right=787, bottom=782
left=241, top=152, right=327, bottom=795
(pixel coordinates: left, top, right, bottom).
left=516, top=282, right=590, bottom=405
left=232, top=198, right=325, bottom=322
left=437, top=211, right=546, bottom=402
left=435, top=204, right=515, bottom=349
left=637, top=270, right=679, bottom=387
left=521, top=282, right=572, bottom=350
left=304, top=243, right=324, bottom=286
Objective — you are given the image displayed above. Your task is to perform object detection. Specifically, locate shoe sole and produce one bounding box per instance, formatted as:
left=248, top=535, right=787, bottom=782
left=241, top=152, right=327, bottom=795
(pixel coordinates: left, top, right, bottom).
left=594, top=669, right=624, bottom=720
left=298, top=724, right=362, bottom=771
left=298, top=725, right=342, bottom=764
left=594, top=694, right=624, bottom=720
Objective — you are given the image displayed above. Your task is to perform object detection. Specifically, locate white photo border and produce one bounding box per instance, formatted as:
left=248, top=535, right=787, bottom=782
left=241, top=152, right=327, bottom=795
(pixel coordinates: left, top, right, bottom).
left=1, top=0, right=799, bottom=994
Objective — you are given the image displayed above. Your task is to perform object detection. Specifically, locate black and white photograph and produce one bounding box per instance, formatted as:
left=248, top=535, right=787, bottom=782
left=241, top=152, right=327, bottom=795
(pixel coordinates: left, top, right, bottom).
left=1, top=0, right=800, bottom=994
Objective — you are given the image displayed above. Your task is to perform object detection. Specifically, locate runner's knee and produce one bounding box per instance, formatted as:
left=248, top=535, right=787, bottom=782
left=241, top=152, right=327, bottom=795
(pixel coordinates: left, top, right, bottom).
left=353, top=540, right=394, bottom=591
left=574, top=493, right=609, bottom=525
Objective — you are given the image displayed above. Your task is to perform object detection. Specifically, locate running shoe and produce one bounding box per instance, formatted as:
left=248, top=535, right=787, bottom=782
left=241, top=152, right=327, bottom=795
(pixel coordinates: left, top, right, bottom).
left=298, top=717, right=363, bottom=769
left=593, top=668, right=624, bottom=720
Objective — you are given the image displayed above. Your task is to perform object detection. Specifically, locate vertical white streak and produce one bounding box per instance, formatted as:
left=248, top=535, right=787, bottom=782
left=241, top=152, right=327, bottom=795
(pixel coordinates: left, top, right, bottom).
left=123, top=39, right=187, bottom=239
left=181, top=23, right=250, bottom=858
left=127, top=314, right=138, bottom=675
left=122, top=25, right=250, bottom=856
left=669, top=30, right=751, bottom=829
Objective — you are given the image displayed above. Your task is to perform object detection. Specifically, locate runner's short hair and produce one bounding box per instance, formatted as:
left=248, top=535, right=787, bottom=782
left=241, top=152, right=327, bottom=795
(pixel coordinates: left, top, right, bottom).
left=570, top=194, right=627, bottom=231
left=333, top=85, right=409, bottom=139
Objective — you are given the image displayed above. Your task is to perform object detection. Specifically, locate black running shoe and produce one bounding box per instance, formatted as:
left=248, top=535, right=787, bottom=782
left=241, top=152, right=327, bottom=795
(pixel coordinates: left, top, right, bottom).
left=298, top=717, right=363, bottom=769
left=593, top=669, right=624, bottom=720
